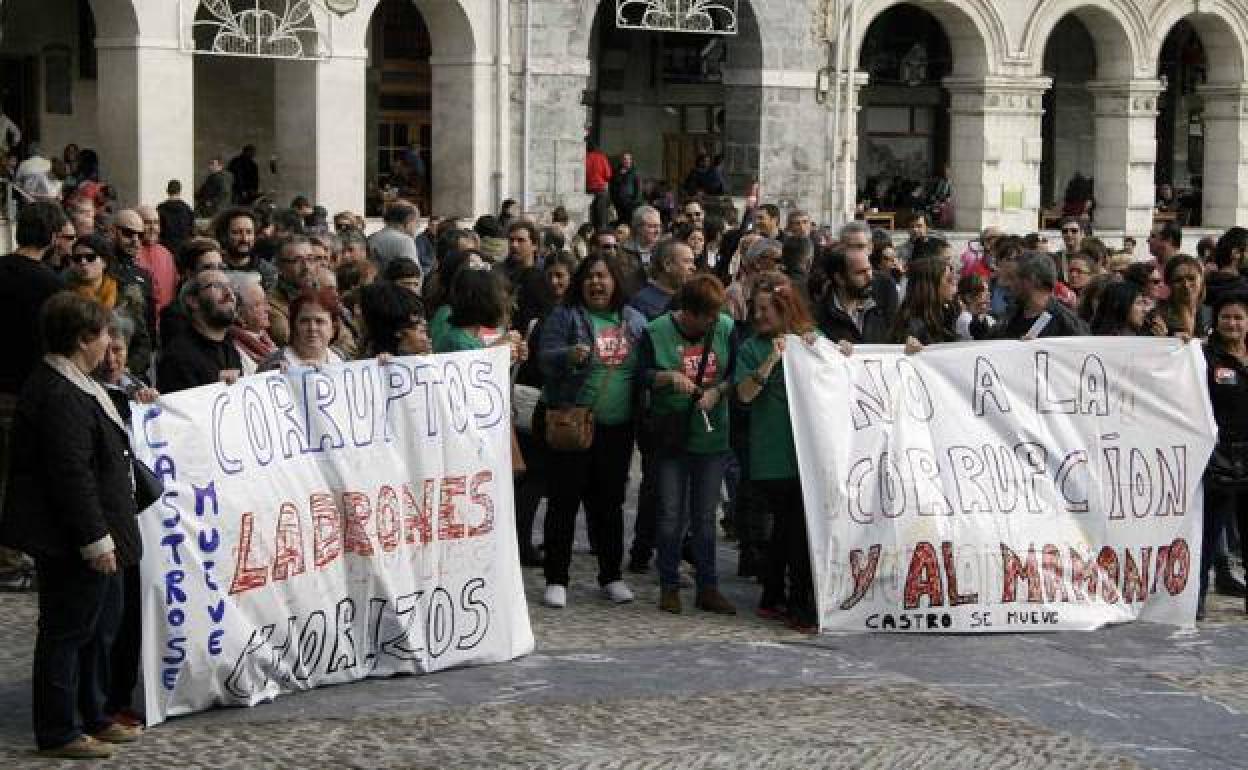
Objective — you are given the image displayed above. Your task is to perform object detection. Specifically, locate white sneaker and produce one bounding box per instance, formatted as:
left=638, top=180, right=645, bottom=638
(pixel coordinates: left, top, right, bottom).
left=543, top=584, right=567, bottom=608
left=602, top=580, right=634, bottom=604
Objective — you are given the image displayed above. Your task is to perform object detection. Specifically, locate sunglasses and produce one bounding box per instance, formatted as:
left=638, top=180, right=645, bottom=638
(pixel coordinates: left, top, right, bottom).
left=117, top=227, right=144, bottom=239
left=1061, top=228, right=1080, bottom=235
left=71, top=252, right=99, bottom=264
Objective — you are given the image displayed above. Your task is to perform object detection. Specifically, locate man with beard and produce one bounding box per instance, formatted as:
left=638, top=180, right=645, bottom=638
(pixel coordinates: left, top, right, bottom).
left=816, top=244, right=889, bottom=344
left=214, top=207, right=276, bottom=291
left=157, top=268, right=243, bottom=393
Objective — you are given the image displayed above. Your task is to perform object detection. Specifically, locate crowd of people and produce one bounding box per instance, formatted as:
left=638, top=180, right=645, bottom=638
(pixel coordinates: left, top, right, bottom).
left=1, top=148, right=1248, bottom=757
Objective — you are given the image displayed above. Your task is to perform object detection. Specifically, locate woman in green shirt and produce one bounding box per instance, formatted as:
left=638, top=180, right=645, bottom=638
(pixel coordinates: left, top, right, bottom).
left=433, top=266, right=527, bottom=363
left=536, top=255, right=646, bottom=608
left=734, top=272, right=822, bottom=632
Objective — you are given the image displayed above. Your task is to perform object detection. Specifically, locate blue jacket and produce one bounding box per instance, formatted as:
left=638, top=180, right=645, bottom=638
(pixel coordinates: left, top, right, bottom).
left=538, top=303, right=646, bottom=407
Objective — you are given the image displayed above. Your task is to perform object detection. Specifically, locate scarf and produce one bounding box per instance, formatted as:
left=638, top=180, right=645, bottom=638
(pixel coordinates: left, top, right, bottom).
left=43, top=353, right=127, bottom=434
left=73, top=274, right=118, bottom=310
left=232, top=327, right=277, bottom=363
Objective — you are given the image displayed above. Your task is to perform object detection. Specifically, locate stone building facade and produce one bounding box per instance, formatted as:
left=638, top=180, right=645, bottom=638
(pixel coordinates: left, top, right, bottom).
left=2, top=0, right=1246, bottom=234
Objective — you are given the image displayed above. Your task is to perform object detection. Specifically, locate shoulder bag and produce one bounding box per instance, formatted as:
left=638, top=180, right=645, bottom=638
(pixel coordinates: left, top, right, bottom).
left=544, top=313, right=623, bottom=452
left=638, top=329, right=714, bottom=457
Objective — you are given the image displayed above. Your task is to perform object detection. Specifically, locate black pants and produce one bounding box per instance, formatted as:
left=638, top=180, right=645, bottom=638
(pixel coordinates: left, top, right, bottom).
left=589, top=192, right=613, bottom=231
left=105, top=564, right=142, bottom=714
left=630, top=449, right=658, bottom=565
left=32, top=556, right=123, bottom=749
left=544, top=422, right=635, bottom=586
left=756, top=478, right=815, bottom=623
left=1202, top=484, right=1247, bottom=598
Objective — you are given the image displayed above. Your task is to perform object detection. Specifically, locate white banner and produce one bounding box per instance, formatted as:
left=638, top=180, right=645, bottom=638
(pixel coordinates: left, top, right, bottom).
left=786, top=337, right=1217, bottom=633
left=133, top=349, right=534, bottom=724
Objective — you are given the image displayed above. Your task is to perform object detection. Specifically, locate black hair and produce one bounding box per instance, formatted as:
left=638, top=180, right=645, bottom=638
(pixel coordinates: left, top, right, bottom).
left=360, top=281, right=425, bottom=356
left=1215, top=227, right=1248, bottom=270
left=270, top=207, right=305, bottom=235
left=383, top=257, right=422, bottom=284
left=1155, top=221, right=1182, bottom=249
left=40, top=290, right=110, bottom=355
left=448, top=267, right=508, bottom=329
left=16, top=201, right=68, bottom=250
left=212, top=206, right=256, bottom=247
left=566, top=254, right=627, bottom=311
left=1090, top=281, right=1144, bottom=335
left=473, top=215, right=502, bottom=238
left=383, top=201, right=418, bottom=227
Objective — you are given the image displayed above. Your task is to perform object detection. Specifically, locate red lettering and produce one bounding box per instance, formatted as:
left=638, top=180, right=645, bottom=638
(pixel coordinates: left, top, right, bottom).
left=467, top=471, right=495, bottom=537
left=311, top=493, right=341, bottom=568
left=1041, top=544, right=1068, bottom=603
left=1001, top=544, right=1041, bottom=603
left=840, top=544, right=881, bottom=610
left=271, top=502, right=305, bottom=582
left=438, top=476, right=468, bottom=540
left=341, top=491, right=374, bottom=556
left=903, top=541, right=943, bottom=609
left=1097, top=546, right=1121, bottom=603
left=1165, top=538, right=1190, bottom=596
left=228, top=512, right=269, bottom=595
left=1123, top=547, right=1152, bottom=603
left=402, top=480, right=434, bottom=545
left=941, top=541, right=978, bottom=606
left=375, top=485, right=401, bottom=553
left=1069, top=547, right=1098, bottom=601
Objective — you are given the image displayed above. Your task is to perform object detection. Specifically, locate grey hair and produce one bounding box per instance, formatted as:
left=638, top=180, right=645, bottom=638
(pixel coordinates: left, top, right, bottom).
left=1016, top=250, right=1058, bottom=290
left=631, top=205, right=660, bottom=230
left=107, top=311, right=136, bottom=345
left=839, top=221, right=871, bottom=242
left=746, top=237, right=783, bottom=262
left=338, top=228, right=367, bottom=250
left=226, top=269, right=262, bottom=298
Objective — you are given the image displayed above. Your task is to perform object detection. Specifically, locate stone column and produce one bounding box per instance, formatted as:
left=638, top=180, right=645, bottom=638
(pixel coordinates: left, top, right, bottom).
left=943, top=76, right=1050, bottom=233
left=274, top=54, right=368, bottom=216
left=1197, top=83, right=1248, bottom=228
left=95, top=39, right=195, bottom=207
left=1086, top=79, right=1162, bottom=234
left=429, top=55, right=496, bottom=218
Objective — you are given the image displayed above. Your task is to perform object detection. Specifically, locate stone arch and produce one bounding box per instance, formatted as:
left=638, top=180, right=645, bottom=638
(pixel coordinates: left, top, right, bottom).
left=1148, top=0, right=1247, bottom=83
left=1023, top=0, right=1147, bottom=79
left=410, top=0, right=478, bottom=61
left=85, top=0, right=140, bottom=39
left=573, top=0, right=766, bottom=69
left=853, top=0, right=1003, bottom=77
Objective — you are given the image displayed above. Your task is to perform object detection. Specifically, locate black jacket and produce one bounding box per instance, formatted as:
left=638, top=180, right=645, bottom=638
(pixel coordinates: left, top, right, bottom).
left=0, top=362, right=142, bottom=566
left=818, top=298, right=889, bottom=344
left=1207, top=341, right=1248, bottom=445
left=991, top=296, right=1089, bottom=339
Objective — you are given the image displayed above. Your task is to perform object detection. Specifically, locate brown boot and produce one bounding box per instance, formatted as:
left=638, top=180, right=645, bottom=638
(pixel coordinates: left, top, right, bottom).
left=658, top=586, right=682, bottom=614
left=37, top=735, right=115, bottom=759
left=696, top=587, right=737, bottom=615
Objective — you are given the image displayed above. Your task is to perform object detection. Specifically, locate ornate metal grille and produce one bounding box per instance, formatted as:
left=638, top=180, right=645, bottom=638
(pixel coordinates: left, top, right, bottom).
left=615, top=0, right=739, bottom=35
left=192, top=0, right=328, bottom=59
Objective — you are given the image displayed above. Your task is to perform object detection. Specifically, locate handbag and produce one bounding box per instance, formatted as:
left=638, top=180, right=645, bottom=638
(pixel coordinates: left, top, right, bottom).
left=638, top=329, right=714, bottom=457
left=133, top=456, right=164, bottom=512
left=1207, top=441, right=1248, bottom=490
left=544, top=313, right=622, bottom=452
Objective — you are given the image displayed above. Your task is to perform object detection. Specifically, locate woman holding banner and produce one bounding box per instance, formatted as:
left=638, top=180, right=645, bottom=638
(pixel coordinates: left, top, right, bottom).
left=1090, top=282, right=1151, bottom=337
left=639, top=274, right=738, bottom=616
left=536, top=254, right=645, bottom=608
left=1200, top=291, right=1248, bottom=619
left=0, top=292, right=144, bottom=759
left=433, top=267, right=528, bottom=365
left=888, top=258, right=959, bottom=347
left=259, top=287, right=346, bottom=371
left=734, top=272, right=824, bottom=632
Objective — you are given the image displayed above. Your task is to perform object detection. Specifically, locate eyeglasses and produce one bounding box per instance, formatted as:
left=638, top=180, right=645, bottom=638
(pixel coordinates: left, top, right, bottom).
left=599, top=244, right=618, bottom=251
left=142, top=219, right=159, bottom=226
left=1061, top=228, right=1080, bottom=235
left=56, top=233, right=76, bottom=241
left=71, top=252, right=99, bottom=264
left=200, top=281, right=233, bottom=293
left=117, top=227, right=143, bottom=239
left=1149, top=277, right=1163, bottom=285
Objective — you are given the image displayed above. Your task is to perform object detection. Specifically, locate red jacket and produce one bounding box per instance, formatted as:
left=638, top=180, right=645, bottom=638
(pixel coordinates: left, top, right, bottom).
left=586, top=150, right=612, bottom=193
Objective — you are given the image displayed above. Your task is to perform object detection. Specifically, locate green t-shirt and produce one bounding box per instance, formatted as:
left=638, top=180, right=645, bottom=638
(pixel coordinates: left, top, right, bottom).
left=579, top=309, right=636, bottom=426
left=434, top=325, right=504, bottom=354
left=429, top=305, right=453, bottom=351
left=646, top=313, right=734, bottom=455
left=733, top=333, right=806, bottom=480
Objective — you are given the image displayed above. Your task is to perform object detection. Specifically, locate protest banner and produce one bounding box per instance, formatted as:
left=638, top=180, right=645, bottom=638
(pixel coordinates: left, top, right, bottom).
left=785, top=337, right=1217, bottom=633
left=133, top=348, right=534, bottom=725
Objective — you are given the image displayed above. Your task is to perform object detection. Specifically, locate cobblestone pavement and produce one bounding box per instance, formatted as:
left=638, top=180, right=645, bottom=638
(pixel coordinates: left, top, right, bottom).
left=2, top=512, right=1248, bottom=767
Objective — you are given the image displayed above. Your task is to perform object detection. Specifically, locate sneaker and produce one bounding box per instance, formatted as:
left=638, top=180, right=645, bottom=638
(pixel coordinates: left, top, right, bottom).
left=543, top=584, right=567, bottom=608
left=695, top=587, right=737, bottom=615
left=37, top=735, right=114, bottom=759
left=601, top=580, right=634, bottom=604
left=658, top=586, right=681, bottom=614
left=91, top=722, right=142, bottom=743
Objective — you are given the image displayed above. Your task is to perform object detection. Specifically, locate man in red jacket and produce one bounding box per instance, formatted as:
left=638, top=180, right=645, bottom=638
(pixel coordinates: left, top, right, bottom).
left=586, top=139, right=613, bottom=229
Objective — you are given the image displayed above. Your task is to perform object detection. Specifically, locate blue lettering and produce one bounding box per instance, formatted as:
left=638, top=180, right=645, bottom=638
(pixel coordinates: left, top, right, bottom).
left=212, top=392, right=242, bottom=475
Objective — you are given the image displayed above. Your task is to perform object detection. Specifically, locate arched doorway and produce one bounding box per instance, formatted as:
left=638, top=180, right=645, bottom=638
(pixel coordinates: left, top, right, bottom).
left=584, top=0, right=761, bottom=212
left=365, top=0, right=432, bottom=216
left=1040, top=16, right=1097, bottom=213
left=1153, top=10, right=1246, bottom=228
left=856, top=4, right=953, bottom=225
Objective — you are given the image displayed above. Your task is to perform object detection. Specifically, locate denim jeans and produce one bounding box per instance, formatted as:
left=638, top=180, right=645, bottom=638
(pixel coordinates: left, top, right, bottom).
left=1202, top=484, right=1247, bottom=598
left=656, top=451, right=728, bottom=589
left=32, top=556, right=123, bottom=749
